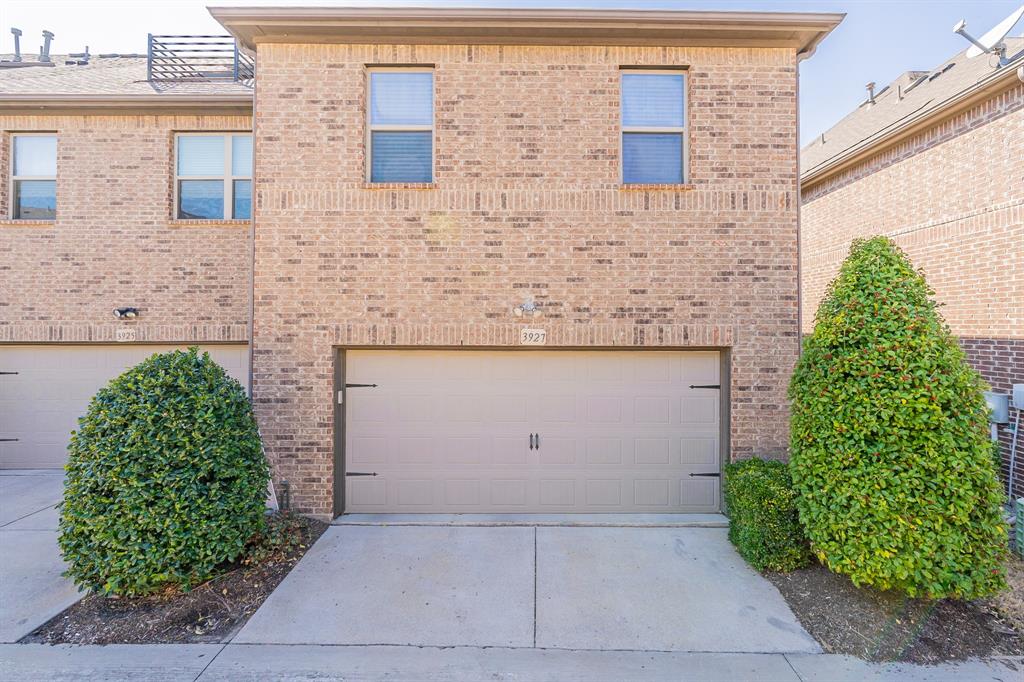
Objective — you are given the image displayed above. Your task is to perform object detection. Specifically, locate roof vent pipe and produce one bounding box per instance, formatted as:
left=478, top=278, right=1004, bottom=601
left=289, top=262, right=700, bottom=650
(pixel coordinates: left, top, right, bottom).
left=10, top=28, right=22, bottom=62
left=865, top=81, right=876, bottom=105
left=39, top=30, right=54, bottom=63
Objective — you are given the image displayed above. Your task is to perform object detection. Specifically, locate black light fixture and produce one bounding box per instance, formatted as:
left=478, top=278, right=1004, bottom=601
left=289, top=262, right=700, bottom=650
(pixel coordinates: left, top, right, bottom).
left=112, top=307, right=139, bottom=319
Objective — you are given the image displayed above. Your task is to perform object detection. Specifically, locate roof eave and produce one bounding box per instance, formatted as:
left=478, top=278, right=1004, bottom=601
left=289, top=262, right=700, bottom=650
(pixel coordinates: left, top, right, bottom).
left=801, top=62, right=1023, bottom=187
left=208, top=6, right=843, bottom=54
left=0, top=93, right=253, bottom=114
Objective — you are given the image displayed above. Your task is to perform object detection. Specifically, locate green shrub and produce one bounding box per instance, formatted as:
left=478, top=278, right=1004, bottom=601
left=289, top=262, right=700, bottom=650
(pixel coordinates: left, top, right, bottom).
left=789, top=236, right=1006, bottom=599
left=724, top=458, right=811, bottom=572
left=59, top=348, right=268, bottom=596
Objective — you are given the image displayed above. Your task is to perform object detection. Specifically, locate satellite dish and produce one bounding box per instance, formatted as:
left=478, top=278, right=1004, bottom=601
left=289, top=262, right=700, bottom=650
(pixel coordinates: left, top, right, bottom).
left=953, top=5, right=1024, bottom=66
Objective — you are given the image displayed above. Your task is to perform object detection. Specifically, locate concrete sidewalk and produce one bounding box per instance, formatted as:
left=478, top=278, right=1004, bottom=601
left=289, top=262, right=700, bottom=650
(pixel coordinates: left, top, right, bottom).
left=0, top=471, right=82, bottom=643
left=1, top=644, right=1021, bottom=681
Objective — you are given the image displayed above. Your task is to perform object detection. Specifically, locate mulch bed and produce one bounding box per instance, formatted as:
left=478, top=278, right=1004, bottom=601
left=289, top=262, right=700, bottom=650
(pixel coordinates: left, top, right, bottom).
left=766, top=558, right=1024, bottom=664
left=23, top=513, right=329, bottom=645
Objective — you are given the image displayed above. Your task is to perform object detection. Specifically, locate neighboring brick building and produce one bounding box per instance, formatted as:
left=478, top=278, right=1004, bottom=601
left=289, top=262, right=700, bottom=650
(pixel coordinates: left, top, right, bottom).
left=1, top=8, right=842, bottom=519
left=0, top=49, right=254, bottom=468
left=801, top=39, right=1024, bottom=498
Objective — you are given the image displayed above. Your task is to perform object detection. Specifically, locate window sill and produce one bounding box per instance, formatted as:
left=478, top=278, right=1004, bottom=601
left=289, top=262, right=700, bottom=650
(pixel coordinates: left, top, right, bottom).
left=362, top=182, right=437, bottom=190
left=168, top=219, right=251, bottom=227
left=0, top=219, right=56, bottom=227
left=619, top=183, right=696, bottom=191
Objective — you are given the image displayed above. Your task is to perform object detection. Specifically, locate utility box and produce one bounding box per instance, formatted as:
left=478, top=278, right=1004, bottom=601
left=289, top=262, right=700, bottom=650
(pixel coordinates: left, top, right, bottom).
left=1012, top=383, right=1024, bottom=410
left=984, top=391, right=1010, bottom=424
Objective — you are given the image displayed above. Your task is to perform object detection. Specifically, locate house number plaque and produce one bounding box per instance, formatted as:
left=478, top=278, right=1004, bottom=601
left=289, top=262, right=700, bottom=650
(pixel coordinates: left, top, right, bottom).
left=115, top=327, right=137, bottom=343
left=520, top=328, right=547, bottom=345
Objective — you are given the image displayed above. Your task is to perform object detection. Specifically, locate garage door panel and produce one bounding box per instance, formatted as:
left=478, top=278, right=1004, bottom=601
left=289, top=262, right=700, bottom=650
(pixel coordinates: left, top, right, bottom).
left=490, top=479, right=528, bottom=506
left=344, top=350, right=722, bottom=514
left=632, top=354, right=675, bottom=382
left=585, top=438, right=622, bottom=465
left=397, top=437, right=433, bottom=465
left=634, top=438, right=671, bottom=465
left=634, top=396, right=671, bottom=424
left=681, top=438, right=719, bottom=465
left=680, top=396, right=718, bottom=425
left=634, top=479, right=671, bottom=507
left=397, top=394, right=434, bottom=422
left=538, top=395, right=576, bottom=422
left=0, top=345, right=249, bottom=469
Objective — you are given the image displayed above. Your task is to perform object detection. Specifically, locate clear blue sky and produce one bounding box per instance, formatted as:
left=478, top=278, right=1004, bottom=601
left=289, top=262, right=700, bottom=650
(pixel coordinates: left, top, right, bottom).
left=2, top=1, right=1022, bottom=145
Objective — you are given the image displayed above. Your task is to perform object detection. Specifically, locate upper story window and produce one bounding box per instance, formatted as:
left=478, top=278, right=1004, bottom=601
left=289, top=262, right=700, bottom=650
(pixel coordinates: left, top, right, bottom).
left=10, top=134, right=57, bottom=219
left=621, top=71, right=687, bottom=185
left=175, top=133, right=252, bottom=219
left=368, top=68, right=433, bottom=183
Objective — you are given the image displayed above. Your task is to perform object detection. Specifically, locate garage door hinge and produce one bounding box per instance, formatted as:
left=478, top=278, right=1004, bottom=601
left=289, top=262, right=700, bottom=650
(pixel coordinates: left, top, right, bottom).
left=689, top=472, right=721, bottom=477
left=689, top=384, right=720, bottom=389
left=345, top=471, right=378, bottom=477
left=338, top=383, right=378, bottom=405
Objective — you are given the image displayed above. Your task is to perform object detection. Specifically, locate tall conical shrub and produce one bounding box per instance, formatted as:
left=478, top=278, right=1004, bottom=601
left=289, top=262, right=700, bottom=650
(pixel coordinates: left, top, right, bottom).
left=789, top=237, right=1006, bottom=599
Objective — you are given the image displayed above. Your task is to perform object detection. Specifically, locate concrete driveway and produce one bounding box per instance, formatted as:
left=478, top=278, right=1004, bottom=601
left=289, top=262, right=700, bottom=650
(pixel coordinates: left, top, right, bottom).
left=0, top=470, right=82, bottom=643
left=236, top=522, right=820, bottom=653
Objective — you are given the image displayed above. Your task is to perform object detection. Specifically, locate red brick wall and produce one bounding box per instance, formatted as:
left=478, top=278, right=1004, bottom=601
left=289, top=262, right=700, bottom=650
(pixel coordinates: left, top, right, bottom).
left=0, top=114, right=252, bottom=344
left=252, top=43, right=802, bottom=517
left=801, top=82, right=1024, bottom=499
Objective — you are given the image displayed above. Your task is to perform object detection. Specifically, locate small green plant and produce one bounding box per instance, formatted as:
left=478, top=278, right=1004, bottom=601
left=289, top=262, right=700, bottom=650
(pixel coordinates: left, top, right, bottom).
left=789, top=237, right=1006, bottom=599
left=724, top=458, right=811, bottom=572
left=59, top=348, right=268, bottom=596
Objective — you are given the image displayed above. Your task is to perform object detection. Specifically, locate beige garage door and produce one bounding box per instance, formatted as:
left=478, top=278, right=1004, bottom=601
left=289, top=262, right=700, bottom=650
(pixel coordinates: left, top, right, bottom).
left=344, top=350, right=722, bottom=514
left=0, top=345, right=249, bottom=469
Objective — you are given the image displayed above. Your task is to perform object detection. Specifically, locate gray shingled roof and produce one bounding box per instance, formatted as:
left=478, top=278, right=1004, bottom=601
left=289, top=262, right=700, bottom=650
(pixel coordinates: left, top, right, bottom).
left=0, top=54, right=252, bottom=97
left=801, top=37, right=1024, bottom=177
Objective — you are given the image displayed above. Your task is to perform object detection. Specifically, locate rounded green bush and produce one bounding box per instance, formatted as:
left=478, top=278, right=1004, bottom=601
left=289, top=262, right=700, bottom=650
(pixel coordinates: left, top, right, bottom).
left=724, top=458, right=811, bottom=572
left=789, top=237, right=1006, bottom=599
left=58, top=348, right=268, bottom=596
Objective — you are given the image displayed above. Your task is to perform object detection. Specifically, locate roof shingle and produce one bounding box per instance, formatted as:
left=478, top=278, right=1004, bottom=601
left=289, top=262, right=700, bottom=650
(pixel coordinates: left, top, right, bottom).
left=801, top=37, right=1024, bottom=178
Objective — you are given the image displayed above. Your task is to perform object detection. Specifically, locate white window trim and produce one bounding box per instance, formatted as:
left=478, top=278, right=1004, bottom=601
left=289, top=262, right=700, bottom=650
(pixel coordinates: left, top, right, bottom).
left=365, top=66, right=435, bottom=184
left=173, top=132, right=252, bottom=220
left=9, top=132, right=57, bottom=220
left=620, top=69, right=689, bottom=185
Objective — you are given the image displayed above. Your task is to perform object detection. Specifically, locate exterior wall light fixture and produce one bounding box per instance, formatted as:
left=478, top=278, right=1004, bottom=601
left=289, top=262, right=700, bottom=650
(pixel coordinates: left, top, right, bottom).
left=113, top=307, right=139, bottom=319
left=513, top=300, right=538, bottom=317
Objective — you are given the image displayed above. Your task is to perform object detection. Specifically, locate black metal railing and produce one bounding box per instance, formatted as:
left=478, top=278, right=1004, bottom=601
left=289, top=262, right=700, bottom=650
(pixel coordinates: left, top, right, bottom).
left=147, top=34, right=253, bottom=82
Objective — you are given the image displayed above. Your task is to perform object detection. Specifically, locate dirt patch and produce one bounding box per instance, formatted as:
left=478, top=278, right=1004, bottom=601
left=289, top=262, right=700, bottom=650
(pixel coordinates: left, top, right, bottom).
left=766, top=561, right=1024, bottom=664
left=23, top=513, right=329, bottom=645
left=987, top=555, right=1024, bottom=635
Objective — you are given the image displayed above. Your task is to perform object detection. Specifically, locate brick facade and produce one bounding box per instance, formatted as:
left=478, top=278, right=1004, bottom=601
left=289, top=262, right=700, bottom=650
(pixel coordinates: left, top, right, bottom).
left=0, top=114, right=252, bottom=344
left=252, top=43, right=802, bottom=517
left=801, top=82, right=1024, bottom=499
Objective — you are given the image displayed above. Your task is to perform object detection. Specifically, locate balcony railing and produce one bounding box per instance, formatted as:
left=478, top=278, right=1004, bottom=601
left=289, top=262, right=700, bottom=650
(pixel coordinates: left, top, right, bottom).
left=147, top=34, right=253, bottom=82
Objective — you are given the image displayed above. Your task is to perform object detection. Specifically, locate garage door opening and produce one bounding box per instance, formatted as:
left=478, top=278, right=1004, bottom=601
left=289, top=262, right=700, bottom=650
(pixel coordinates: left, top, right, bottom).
left=336, top=349, right=726, bottom=515
left=0, top=345, right=250, bottom=469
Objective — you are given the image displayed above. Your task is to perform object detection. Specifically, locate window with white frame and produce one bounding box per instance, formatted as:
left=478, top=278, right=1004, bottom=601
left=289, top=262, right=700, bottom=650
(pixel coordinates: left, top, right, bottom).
left=10, top=134, right=57, bottom=219
left=621, top=70, right=687, bottom=184
left=175, top=133, right=252, bottom=219
left=368, top=68, right=433, bottom=183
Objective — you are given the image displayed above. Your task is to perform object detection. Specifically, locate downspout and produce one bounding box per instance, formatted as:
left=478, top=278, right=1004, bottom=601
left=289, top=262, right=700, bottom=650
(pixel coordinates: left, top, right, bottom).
left=247, top=51, right=257, bottom=397
left=794, top=50, right=803, bottom=358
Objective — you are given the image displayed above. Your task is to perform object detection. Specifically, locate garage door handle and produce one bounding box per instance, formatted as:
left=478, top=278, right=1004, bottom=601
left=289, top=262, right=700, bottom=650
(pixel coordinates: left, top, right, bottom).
left=689, top=472, right=720, bottom=477
left=529, top=433, right=535, bottom=450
